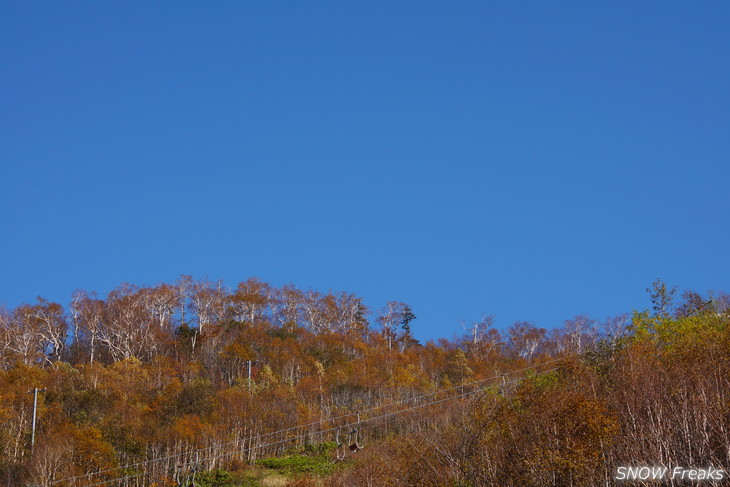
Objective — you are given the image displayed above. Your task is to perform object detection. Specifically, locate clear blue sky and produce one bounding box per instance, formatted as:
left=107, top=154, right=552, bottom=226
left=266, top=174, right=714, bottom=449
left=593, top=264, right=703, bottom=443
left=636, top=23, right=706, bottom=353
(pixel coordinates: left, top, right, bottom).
left=2, top=1, right=728, bottom=341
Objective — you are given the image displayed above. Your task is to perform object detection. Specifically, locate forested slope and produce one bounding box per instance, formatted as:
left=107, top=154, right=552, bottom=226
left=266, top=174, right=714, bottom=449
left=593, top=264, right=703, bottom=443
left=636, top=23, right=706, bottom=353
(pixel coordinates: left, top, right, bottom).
left=0, top=278, right=728, bottom=487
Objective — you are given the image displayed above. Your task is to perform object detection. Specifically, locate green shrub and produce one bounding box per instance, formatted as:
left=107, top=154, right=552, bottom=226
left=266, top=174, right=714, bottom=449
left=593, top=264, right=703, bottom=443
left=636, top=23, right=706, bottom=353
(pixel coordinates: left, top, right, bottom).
left=194, top=469, right=237, bottom=487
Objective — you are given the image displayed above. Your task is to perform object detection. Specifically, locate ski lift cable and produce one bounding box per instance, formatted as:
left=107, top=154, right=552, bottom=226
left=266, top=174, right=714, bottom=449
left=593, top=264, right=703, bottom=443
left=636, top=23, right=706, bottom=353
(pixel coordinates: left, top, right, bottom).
left=106, top=364, right=561, bottom=487
left=75, top=365, right=560, bottom=487
left=171, top=366, right=559, bottom=473
left=133, top=366, right=557, bottom=487
left=39, top=355, right=575, bottom=487
left=38, top=353, right=580, bottom=487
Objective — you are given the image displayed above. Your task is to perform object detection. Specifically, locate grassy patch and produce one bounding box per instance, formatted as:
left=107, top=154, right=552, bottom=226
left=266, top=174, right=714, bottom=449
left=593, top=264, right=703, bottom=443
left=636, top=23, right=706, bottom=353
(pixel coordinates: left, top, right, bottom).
left=257, top=454, right=335, bottom=476
left=185, top=469, right=264, bottom=487
left=188, top=442, right=343, bottom=486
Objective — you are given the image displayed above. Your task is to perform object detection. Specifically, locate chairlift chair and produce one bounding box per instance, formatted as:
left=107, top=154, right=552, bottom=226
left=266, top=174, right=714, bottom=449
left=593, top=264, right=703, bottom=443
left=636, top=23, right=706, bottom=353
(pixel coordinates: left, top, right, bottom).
left=348, top=412, right=365, bottom=452
left=348, top=428, right=364, bottom=452
left=331, top=428, right=347, bottom=463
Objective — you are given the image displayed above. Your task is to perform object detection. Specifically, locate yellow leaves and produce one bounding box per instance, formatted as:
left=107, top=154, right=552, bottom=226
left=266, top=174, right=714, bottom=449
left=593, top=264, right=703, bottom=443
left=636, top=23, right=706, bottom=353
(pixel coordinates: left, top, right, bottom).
left=260, top=365, right=279, bottom=388
left=0, top=277, right=724, bottom=486
left=444, top=348, right=473, bottom=385
left=108, top=356, right=147, bottom=383
left=171, top=414, right=213, bottom=445
left=71, top=424, right=117, bottom=471
left=553, top=396, right=618, bottom=448
left=221, top=340, right=253, bottom=361
left=295, top=402, right=318, bottom=424
left=314, top=360, right=325, bottom=378
left=32, top=423, right=117, bottom=481
left=387, top=364, right=422, bottom=389
left=2, top=362, right=49, bottom=390
left=527, top=395, right=618, bottom=483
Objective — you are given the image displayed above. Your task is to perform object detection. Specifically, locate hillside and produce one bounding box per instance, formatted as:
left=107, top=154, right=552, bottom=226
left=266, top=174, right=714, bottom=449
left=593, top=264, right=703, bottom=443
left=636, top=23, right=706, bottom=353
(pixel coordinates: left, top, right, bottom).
left=1, top=278, right=728, bottom=486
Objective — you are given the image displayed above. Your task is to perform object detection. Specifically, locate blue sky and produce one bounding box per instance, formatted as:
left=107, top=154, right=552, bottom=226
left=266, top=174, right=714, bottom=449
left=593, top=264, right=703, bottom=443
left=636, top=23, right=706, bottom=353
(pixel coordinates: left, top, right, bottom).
left=2, top=1, right=728, bottom=341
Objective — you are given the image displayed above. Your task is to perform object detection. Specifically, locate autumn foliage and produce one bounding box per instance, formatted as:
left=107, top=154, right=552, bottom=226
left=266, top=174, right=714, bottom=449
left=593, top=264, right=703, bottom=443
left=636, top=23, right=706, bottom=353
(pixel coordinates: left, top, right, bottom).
left=0, top=277, right=728, bottom=486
